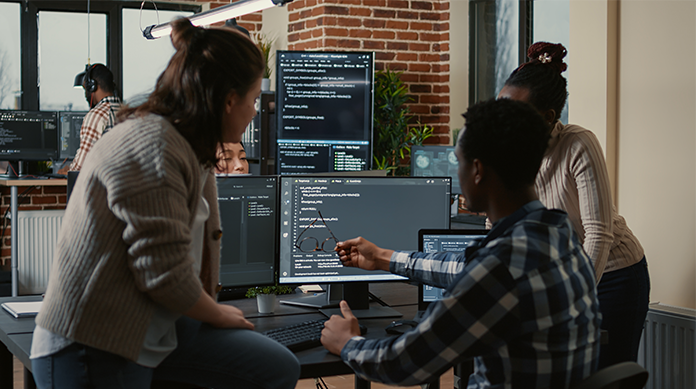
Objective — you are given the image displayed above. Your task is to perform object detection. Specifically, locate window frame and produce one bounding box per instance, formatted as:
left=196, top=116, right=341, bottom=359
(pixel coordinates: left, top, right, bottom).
left=5, top=0, right=200, bottom=110
left=468, top=0, right=533, bottom=104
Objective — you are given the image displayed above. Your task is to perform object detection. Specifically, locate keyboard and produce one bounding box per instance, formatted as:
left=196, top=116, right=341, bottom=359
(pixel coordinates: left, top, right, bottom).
left=262, top=318, right=327, bottom=352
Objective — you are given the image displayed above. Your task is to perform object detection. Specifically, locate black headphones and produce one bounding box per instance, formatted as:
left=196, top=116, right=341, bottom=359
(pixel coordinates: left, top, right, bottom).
left=84, top=64, right=98, bottom=93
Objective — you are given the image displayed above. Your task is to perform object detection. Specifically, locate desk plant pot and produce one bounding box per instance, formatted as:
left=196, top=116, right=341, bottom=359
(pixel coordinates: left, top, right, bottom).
left=246, top=283, right=294, bottom=314
left=255, top=293, right=276, bottom=314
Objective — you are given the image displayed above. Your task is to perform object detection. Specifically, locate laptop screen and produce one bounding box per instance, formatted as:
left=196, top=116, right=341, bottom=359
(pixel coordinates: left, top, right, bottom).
left=417, top=229, right=488, bottom=310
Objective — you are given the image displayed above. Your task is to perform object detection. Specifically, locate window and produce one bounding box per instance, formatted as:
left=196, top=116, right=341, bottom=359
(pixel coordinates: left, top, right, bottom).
left=533, top=0, right=569, bottom=123
left=1, top=0, right=201, bottom=110
left=469, top=0, right=524, bottom=103
left=122, top=8, right=193, bottom=103
left=0, top=2, right=21, bottom=109
left=38, top=11, right=107, bottom=111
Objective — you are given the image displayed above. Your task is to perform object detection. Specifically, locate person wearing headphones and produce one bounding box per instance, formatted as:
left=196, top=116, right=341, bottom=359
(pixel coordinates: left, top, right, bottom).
left=64, top=63, right=122, bottom=172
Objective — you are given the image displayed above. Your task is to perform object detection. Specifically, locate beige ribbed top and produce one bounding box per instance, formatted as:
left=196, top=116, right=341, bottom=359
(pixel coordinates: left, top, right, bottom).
left=36, top=114, right=221, bottom=361
left=535, top=121, right=644, bottom=282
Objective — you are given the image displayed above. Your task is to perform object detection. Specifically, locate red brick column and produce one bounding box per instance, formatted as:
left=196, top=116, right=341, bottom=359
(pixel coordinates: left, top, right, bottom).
left=0, top=186, right=67, bottom=270
left=286, top=0, right=451, bottom=144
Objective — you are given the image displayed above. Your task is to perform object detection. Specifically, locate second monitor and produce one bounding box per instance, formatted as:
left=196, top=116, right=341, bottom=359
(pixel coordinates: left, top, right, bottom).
left=278, top=175, right=452, bottom=317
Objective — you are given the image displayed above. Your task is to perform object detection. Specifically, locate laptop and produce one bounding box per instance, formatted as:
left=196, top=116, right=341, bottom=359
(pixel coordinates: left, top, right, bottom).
left=415, top=228, right=488, bottom=321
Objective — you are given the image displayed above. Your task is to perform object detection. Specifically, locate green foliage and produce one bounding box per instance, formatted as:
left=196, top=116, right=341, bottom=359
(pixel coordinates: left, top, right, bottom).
left=245, top=283, right=294, bottom=298
left=253, top=33, right=276, bottom=79
left=372, top=69, right=433, bottom=176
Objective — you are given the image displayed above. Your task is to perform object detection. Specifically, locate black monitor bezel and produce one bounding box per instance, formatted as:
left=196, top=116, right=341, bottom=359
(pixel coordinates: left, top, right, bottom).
left=216, top=174, right=280, bottom=289
left=278, top=175, right=453, bottom=285
left=274, top=50, right=376, bottom=175
left=410, top=145, right=461, bottom=195
left=416, top=228, right=489, bottom=311
left=0, top=110, right=60, bottom=161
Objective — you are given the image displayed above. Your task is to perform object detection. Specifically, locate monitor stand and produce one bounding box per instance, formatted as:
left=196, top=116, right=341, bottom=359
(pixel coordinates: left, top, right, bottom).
left=279, top=284, right=341, bottom=310
left=280, top=282, right=403, bottom=319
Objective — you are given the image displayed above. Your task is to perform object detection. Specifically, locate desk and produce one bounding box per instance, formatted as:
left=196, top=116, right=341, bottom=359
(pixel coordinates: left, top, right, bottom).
left=0, top=179, right=67, bottom=297
left=0, top=283, right=425, bottom=389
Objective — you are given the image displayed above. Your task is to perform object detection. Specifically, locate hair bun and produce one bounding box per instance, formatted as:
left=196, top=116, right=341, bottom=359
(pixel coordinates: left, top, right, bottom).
left=170, top=17, right=200, bottom=51
left=527, top=41, right=568, bottom=73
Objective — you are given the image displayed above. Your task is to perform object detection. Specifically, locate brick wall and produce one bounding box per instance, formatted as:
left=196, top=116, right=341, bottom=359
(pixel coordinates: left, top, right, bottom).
left=0, top=185, right=67, bottom=270
left=286, top=0, right=451, bottom=144
left=185, top=0, right=452, bottom=144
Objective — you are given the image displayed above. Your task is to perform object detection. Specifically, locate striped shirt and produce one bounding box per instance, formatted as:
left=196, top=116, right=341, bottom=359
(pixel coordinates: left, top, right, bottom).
left=535, top=121, right=644, bottom=281
left=69, top=95, right=122, bottom=171
left=340, top=201, right=601, bottom=388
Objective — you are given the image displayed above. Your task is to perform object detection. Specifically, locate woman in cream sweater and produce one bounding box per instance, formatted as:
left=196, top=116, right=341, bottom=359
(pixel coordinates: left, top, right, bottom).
left=31, top=18, right=299, bottom=389
left=498, top=42, right=650, bottom=370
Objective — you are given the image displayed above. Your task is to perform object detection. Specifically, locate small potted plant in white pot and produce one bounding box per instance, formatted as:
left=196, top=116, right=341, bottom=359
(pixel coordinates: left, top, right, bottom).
left=245, top=283, right=294, bottom=314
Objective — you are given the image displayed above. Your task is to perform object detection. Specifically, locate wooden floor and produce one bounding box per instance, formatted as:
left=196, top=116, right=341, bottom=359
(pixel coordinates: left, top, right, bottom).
left=13, top=357, right=455, bottom=388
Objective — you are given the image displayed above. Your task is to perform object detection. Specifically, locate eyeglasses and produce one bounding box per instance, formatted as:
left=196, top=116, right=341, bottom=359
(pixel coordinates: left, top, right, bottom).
left=294, top=211, right=339, bottom=254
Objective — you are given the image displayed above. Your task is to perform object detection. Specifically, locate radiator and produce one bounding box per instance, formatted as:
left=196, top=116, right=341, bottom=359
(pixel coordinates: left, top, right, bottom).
left=638, top=303, right=696, bottom=389
left=16, top=210, right=64, bottom=295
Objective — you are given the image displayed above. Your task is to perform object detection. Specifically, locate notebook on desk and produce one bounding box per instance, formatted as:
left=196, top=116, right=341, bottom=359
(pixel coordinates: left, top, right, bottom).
left=415, top=229, right=488, bottom=322
left=1, top=301, right=42, bottom=318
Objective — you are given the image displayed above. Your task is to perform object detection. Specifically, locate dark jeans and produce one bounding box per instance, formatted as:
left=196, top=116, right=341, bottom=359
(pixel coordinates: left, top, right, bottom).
left=32, top=316, right=300, bottom=389
left=596, top=256, right=650, bottom=369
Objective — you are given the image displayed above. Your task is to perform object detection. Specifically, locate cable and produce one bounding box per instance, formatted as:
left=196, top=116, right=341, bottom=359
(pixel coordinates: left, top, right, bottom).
left=368, top=291, right=389, bottom=307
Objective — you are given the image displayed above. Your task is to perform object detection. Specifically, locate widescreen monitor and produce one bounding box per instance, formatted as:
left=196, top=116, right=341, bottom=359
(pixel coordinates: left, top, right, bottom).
left=275, top=51, right=374, bottom=175
left=59, top=111, right=87, bottom=160
left=216, top=175, right=278, bottom=288
left=0, top=110, right=59, bottom=162
left=411, top=145, right=461, bottom=194
left=278, top=176, right=451, bottom=317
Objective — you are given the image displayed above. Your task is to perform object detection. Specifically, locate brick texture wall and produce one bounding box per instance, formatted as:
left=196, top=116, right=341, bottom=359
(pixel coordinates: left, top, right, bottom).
left=286, top=0, right=451, bottom=144
left=0, top=185, right=67, bottom=270
left=187, top=0, right=452, bottom=144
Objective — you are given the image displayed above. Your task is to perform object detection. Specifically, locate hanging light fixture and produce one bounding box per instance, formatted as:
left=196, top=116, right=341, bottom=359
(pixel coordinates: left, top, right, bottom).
left=142, top=0, right=294, bottom=40
left=73, top=0, right=91, bottom=88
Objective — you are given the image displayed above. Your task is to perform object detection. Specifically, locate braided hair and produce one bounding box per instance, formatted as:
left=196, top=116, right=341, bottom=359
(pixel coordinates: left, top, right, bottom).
left=503, top=42, right=568, bottom=121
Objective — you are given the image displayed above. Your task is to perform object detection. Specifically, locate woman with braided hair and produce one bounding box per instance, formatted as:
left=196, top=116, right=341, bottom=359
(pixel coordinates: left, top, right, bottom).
left=498, top=42, right=650, bottom=369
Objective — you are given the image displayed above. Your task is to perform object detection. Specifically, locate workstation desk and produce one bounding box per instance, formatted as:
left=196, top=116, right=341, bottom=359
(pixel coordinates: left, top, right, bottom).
left=0, top=283, right=446, bottom=389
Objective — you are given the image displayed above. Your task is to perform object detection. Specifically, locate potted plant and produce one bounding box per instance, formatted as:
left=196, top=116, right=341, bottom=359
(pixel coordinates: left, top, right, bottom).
left=245, top=283, right=294, bottom=314
left=372, top=68, right=433, bottom=176
left=253, top=32, right=276, bottom=91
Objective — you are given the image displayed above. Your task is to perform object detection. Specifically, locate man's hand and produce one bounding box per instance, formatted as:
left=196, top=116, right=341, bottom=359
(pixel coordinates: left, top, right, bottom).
left=335, top=237, right=393, bottom=272
left=321, top=301, right=361, bottom=355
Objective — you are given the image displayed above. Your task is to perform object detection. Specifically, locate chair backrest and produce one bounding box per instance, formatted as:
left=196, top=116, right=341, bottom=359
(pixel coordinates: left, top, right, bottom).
left=571, top=361, right=649, bottom=389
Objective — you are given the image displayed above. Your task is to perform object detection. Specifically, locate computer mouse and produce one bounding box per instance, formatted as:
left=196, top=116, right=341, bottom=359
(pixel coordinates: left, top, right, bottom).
left=385, top=319, right=418, bottom=335
left=359, top=323, right=368, bottom=336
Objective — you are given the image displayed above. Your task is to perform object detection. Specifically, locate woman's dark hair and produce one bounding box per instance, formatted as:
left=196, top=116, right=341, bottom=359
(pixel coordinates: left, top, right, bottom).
left=503, top=41, right=568, bottom=121
left=459, top=99, right=550, bottom=190
left=119, top=18, right=264, bottom=167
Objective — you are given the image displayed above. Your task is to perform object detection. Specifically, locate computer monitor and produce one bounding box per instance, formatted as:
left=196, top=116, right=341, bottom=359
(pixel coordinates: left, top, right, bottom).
left=216, top=175, right=279, bottom=289
left=411, top=145, right=461, bottom=194
left=416, top=229, right=488, bottom=317
left=275, top=51, right=374, bottom=175
left=58, top=111, right=87, bottom=160
left=278, top=176, right=452, bottom=318
left=0, top=110, right=59, bottom=176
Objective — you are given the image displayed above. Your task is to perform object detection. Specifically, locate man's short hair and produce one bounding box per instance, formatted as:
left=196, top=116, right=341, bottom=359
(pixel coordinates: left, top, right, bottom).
left=459, top=99, right=550, bottom=190
left=86, top=64, right=115, bottom=94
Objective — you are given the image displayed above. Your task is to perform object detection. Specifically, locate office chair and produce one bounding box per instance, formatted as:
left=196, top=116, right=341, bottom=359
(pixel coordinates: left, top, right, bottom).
left=571, top=361, right=649, bottom=389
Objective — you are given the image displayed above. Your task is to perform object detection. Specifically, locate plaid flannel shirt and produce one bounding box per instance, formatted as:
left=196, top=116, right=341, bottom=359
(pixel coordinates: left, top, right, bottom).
left=69, top=96, right=122, bottom=171
left=340, top=201, right=601, bottom=388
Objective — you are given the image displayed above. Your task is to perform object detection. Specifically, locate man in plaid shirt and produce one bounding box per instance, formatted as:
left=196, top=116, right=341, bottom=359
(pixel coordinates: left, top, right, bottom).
left=324, top=99, right=601, bottom=388
left=67, top=64, right=122, bottom=172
